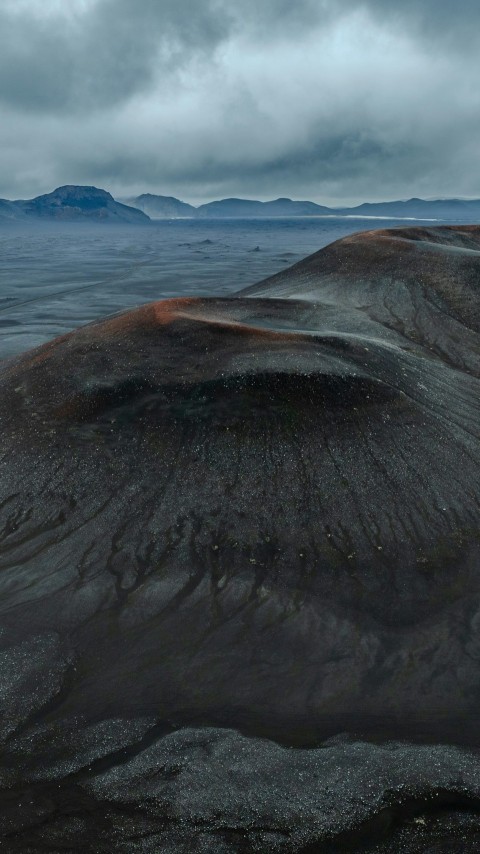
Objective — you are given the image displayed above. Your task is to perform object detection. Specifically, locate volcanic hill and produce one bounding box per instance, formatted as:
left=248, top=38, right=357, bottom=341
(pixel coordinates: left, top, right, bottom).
left=1, top=225, right=480, bottom=851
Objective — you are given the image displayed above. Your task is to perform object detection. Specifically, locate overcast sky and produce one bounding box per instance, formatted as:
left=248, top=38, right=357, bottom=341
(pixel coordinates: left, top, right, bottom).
left=1, top=0, right=479, bottom=205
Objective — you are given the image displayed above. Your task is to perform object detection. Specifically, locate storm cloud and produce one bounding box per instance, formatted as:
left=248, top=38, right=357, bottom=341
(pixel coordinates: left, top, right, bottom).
left=1, top=0, right=479, bottom=204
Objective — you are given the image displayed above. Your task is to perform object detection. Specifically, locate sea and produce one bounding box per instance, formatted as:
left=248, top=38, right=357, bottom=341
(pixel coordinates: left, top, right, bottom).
left=0, top=216, right=439, bottom=361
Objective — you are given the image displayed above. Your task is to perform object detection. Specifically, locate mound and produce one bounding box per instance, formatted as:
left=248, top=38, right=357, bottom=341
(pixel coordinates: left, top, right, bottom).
left=1, top=226, right=480, bottom=851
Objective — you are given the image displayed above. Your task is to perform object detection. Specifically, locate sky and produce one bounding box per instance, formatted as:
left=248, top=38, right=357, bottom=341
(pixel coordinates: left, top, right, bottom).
left=1, top=0, right=479, bottom=205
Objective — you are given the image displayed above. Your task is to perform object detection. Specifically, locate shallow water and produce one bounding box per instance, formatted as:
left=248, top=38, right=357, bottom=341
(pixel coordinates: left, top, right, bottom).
left=0, top=216, right=436, bottom=360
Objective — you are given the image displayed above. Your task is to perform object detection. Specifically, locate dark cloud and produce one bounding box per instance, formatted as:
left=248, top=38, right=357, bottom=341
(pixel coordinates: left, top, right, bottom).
left=0, top=0, right=479, bottom=203
left=0, top=0, right=232, bottom=112
left=351, top=0, right=480, bottom=44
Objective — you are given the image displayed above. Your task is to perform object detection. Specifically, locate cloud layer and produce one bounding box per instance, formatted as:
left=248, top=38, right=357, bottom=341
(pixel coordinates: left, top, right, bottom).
left=1, top=0, right=479, bottom=203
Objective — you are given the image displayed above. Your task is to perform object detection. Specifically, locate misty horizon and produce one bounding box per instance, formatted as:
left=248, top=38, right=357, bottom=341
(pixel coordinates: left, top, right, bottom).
left=3, top=183, right=480, bottom=209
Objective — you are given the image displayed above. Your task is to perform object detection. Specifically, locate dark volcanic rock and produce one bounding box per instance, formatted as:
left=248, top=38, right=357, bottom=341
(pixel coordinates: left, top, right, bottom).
left=1, top=225, right=480, bottom=850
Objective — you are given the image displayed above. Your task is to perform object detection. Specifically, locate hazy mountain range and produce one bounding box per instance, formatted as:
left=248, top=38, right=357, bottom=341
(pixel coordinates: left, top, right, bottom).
left=2, top=185, right=480, bottom=223
left=129, top=193, right=480, bottom=221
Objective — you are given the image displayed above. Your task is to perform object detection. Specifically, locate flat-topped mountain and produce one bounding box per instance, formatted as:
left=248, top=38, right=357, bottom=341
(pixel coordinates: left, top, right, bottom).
left=1, top=225, right=480, bottom=850
left=0, top=185, right=150, bottom=223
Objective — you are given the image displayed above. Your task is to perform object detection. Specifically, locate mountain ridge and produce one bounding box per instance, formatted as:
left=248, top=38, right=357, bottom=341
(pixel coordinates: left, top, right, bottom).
left=2, top=185, right=480, bottom=223
left=127, top=192, right=480, bottom=220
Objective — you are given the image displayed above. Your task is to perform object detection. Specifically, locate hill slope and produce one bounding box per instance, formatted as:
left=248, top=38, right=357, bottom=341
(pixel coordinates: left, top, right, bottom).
left=1, top=225, right=480, bottom=850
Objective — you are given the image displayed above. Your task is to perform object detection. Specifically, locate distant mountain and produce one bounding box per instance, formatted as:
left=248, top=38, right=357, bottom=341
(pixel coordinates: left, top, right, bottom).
left=336, top=197, right=480, bottom=220
left=195, top=197, right=332, bottom=217
left=2, top=186, right=150, bottom=224
left=128, top=193, right=196, bottom=218
left=2, top=187, right=480, bottom=224
left=20, top=186, right=151, bottom=223
left=127, top=193, right=480, bottom=221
